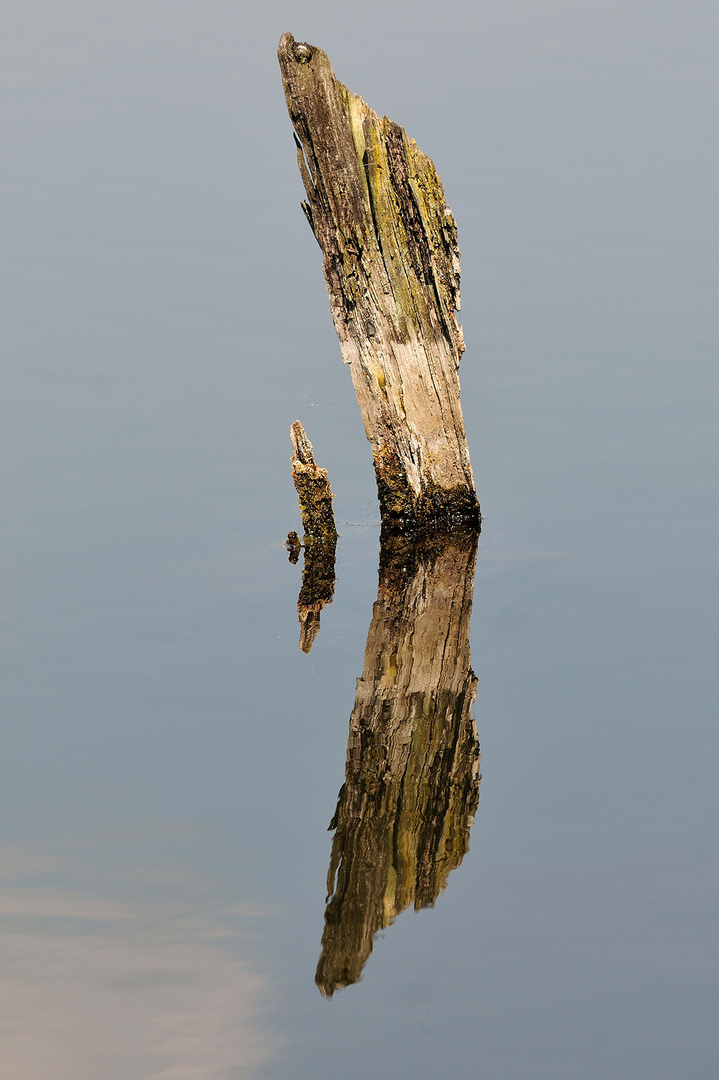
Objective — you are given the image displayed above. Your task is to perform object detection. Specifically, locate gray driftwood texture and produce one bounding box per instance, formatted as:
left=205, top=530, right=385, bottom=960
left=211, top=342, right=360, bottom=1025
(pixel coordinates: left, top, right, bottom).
left=278, top=33, right=480, bottom=532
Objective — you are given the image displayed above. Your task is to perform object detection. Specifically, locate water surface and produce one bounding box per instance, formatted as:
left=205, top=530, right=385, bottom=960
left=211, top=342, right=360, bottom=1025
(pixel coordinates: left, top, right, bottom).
left=2, top=2, right=718, bottom=1077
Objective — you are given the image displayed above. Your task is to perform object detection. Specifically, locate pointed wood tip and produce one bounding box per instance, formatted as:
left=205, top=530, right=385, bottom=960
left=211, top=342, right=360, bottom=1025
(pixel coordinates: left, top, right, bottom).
left=290, top=420, right=316, bottom=467
left=278, top=32, right=318, bottom=72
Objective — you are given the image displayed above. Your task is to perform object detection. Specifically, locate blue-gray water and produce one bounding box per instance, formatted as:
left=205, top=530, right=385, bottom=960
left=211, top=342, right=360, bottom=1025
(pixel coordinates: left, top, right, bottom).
left=2, top=2, right=717, bottom=1077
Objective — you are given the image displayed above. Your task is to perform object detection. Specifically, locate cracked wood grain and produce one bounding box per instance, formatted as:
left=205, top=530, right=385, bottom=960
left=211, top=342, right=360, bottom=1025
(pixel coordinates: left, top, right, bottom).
left=279, top=33, right=480, bottom=533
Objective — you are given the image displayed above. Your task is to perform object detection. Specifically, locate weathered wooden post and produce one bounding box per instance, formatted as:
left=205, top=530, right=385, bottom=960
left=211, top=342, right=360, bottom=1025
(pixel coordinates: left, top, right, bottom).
left=278, top=33, right=480, bottom=533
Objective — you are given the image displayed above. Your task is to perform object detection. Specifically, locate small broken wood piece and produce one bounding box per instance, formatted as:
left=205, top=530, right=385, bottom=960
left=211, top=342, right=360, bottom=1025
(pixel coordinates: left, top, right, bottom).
left=279, top=33, right=480, bottom=534
left=289, top=420, right=338, bottom=652
left=290, top=420, right=338, bottom=541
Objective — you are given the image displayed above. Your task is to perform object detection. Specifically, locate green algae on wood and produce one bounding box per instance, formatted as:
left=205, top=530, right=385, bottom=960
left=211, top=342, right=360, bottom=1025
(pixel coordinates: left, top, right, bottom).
left=278, top=33, right=480, bottom=533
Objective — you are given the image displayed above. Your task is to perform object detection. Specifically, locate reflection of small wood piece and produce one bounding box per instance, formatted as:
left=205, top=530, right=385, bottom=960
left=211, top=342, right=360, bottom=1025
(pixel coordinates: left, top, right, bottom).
left=297, top=536, right=336, bottom=653
left=278, top=34, right=480, bottom=533
left=290, top=421, right=338, bottom=541
left=315, top=530, right=480, bottom=996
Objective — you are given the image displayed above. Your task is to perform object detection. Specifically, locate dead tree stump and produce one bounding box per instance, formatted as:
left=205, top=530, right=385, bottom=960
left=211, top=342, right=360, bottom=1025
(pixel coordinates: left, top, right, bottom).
left=278, top=33, right=480, bottom=533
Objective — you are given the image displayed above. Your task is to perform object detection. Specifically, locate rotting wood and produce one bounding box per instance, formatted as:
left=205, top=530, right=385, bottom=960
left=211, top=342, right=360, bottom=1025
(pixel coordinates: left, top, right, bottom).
left=289, top=421, right=337, bottom=652
left=315, top=530, right=481, bottom=996
left=278, top=32, right=480, bottom=534
left=290, top=420, right=338, bottom=541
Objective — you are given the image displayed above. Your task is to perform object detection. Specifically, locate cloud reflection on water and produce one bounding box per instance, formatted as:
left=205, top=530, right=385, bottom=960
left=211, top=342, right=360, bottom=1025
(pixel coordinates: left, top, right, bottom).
left=0, top=839, right=275, bottom=1080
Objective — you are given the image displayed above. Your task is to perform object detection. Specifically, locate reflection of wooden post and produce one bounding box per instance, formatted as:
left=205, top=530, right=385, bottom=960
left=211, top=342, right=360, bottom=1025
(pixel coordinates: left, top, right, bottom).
left=315, top=531, right=481, bottom=996
left=279, top=34, right=480, bottom=533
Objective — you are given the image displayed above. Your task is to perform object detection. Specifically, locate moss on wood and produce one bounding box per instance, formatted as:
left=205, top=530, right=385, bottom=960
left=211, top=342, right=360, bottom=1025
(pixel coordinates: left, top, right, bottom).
left=290, top=420, right=338, bottom=542
left=279, top=34, right=480, bottom=533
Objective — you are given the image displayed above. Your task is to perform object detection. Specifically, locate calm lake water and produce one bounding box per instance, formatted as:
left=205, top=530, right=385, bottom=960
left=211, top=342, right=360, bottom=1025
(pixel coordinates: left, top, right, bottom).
left=2, top=3, right=717, bottom=1077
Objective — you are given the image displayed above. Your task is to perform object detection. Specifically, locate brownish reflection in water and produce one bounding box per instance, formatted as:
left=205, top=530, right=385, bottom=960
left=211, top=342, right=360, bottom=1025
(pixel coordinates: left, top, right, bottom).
left=287, top=533, right=337, bottom=653
left=0, top=835, right=274, bottom=1079
left=316, top=529, right=481, bottom=996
